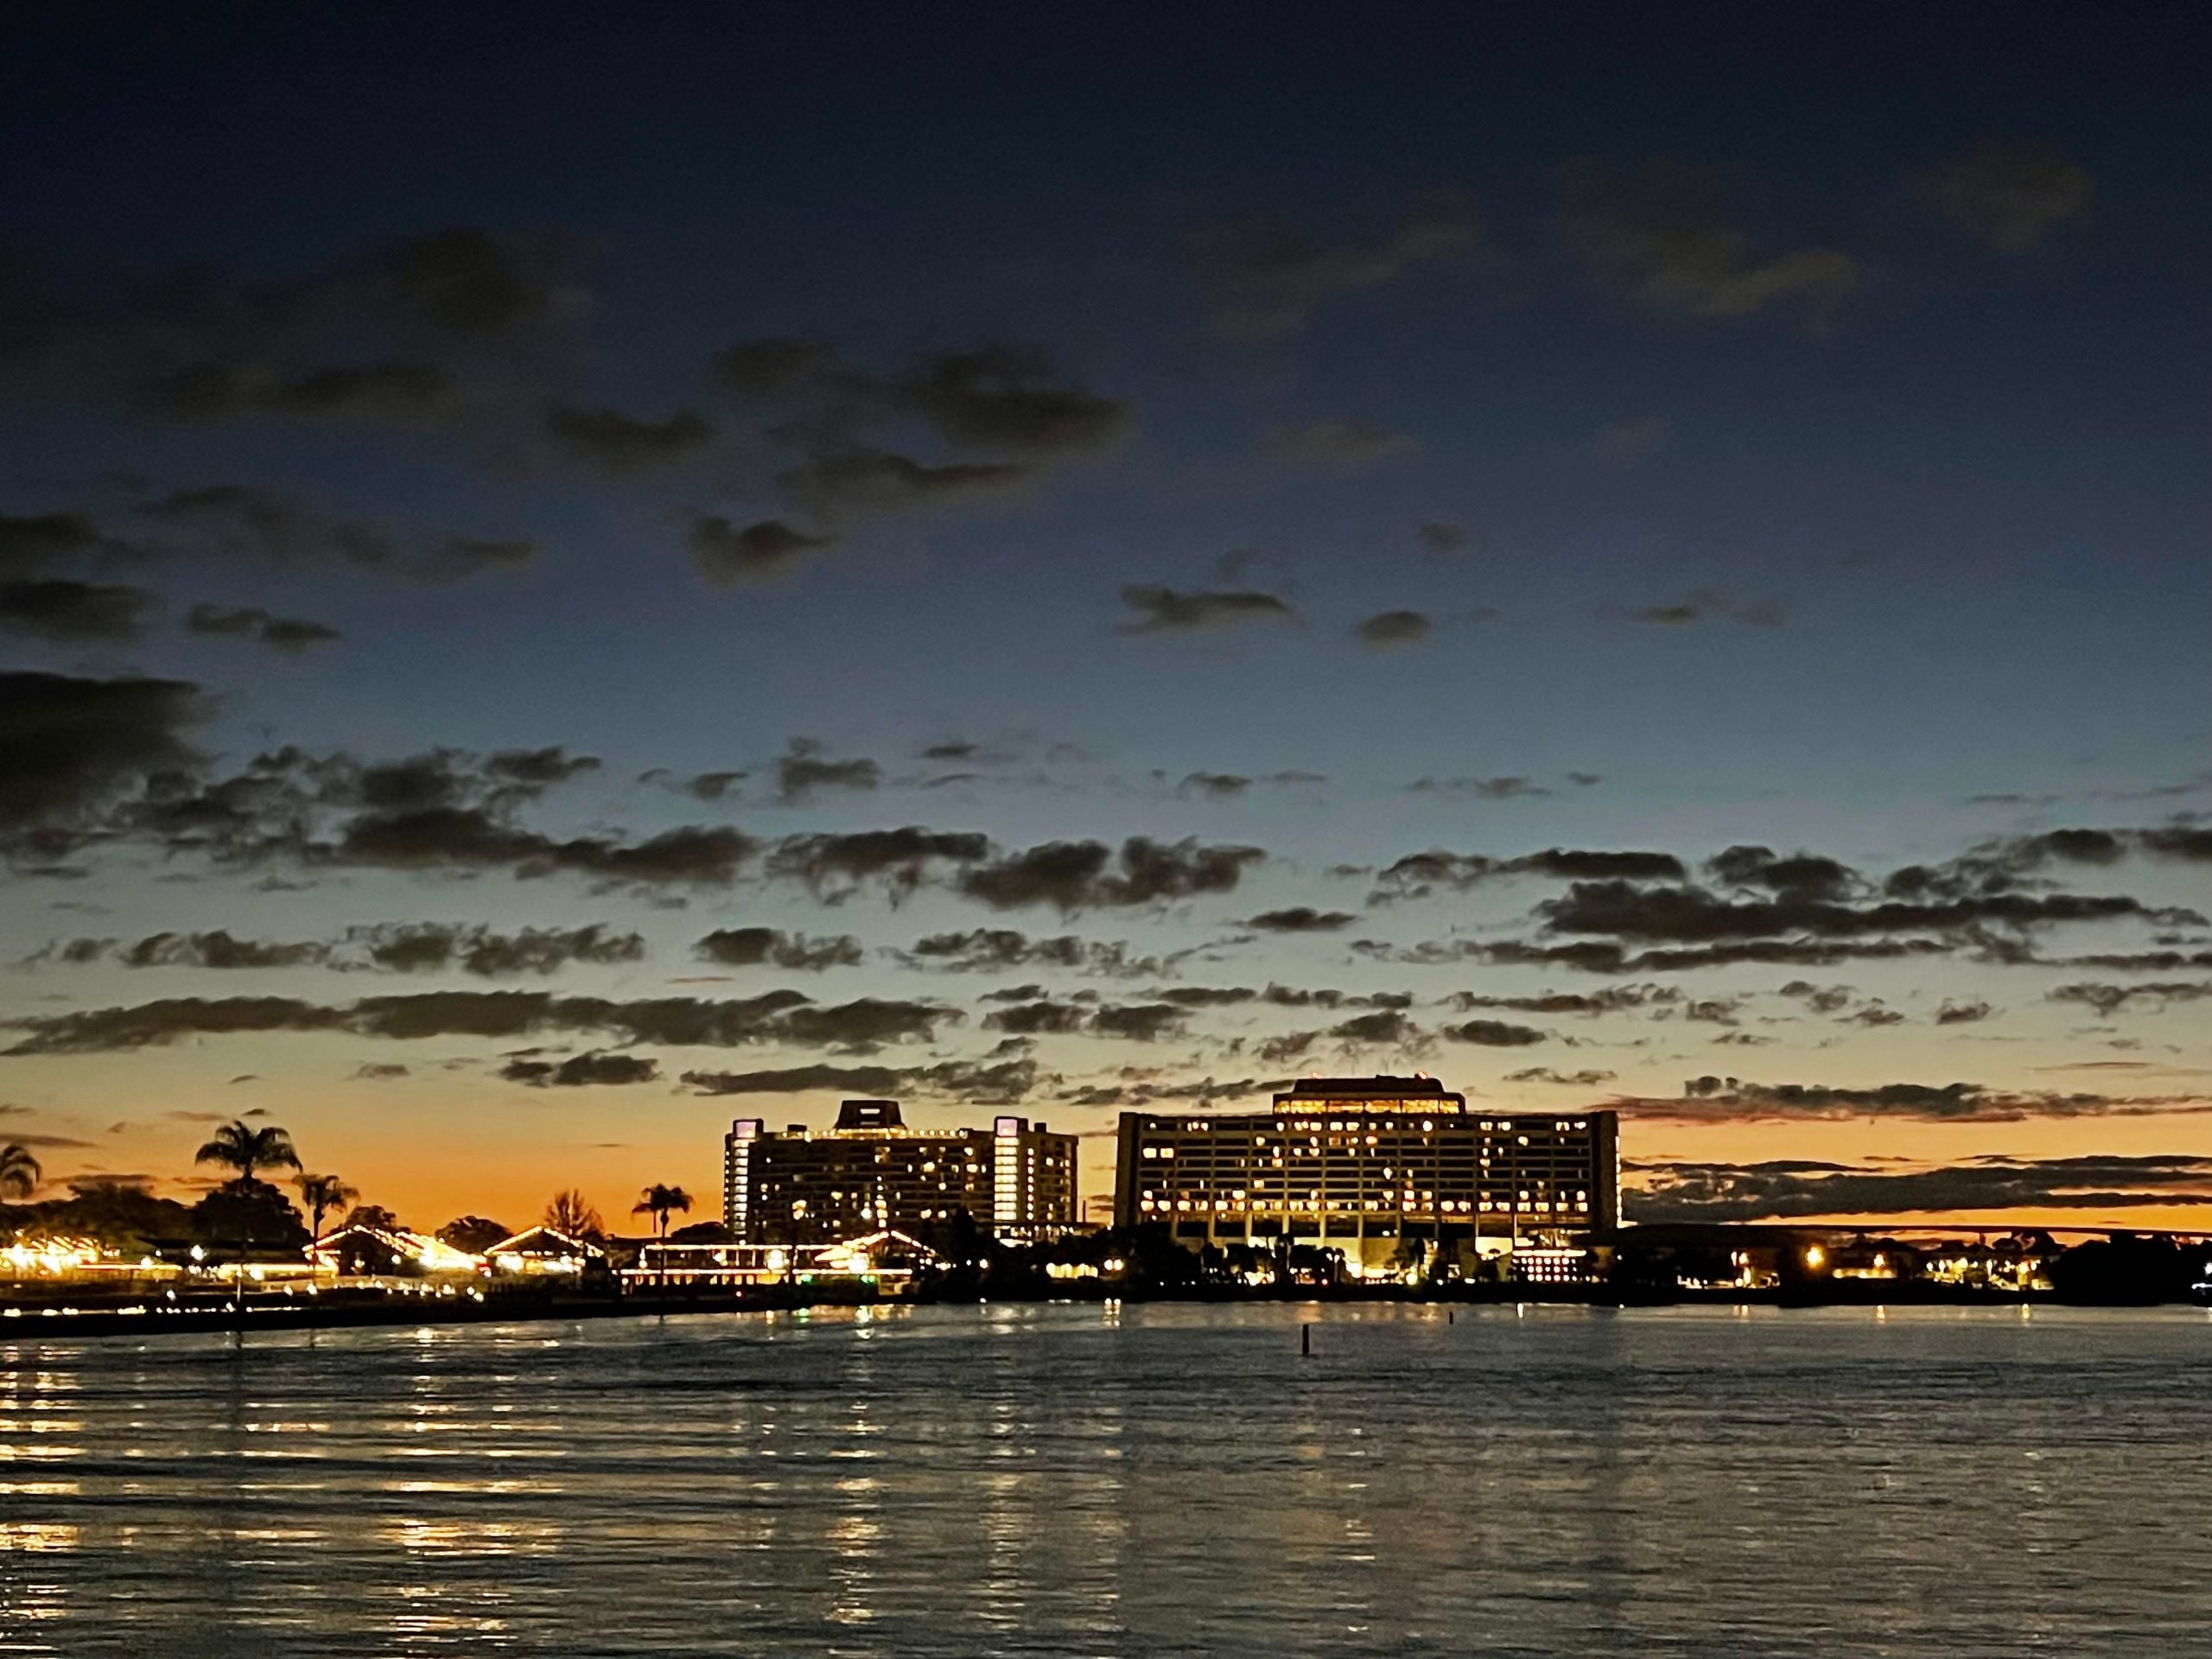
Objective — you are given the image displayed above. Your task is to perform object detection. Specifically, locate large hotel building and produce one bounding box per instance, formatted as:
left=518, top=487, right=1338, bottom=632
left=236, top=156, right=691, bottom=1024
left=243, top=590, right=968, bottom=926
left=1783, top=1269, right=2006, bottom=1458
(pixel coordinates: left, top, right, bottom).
left=723, top=1100, right=1079, bottom=1244
left=1112, top=1076, right=1618, bottom=1276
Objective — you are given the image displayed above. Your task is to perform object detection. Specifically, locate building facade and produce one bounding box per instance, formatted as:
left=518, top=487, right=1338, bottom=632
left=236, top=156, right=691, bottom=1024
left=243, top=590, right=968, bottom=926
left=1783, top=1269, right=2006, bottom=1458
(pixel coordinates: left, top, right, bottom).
left=723, top=1100, right=1079, bottom=1244
left=1111, top=1076, right=1618, bottom=1276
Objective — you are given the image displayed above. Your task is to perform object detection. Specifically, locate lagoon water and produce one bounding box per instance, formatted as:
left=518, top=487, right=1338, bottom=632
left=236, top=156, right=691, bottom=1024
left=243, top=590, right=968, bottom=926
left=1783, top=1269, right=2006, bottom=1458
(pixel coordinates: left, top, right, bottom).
left=3, top=1302, right=2209, bottom=1656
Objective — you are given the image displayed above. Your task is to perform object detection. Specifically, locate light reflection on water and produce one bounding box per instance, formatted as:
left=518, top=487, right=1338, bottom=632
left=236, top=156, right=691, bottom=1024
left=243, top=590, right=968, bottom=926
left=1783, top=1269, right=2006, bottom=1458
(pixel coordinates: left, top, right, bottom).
left=0, top=1303, right=2208, bottom=1655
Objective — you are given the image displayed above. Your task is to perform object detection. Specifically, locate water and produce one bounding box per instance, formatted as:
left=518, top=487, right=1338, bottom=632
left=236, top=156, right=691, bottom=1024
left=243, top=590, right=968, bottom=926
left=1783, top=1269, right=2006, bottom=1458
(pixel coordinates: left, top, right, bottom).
left=2, top=1301, right=2209, bottom=1656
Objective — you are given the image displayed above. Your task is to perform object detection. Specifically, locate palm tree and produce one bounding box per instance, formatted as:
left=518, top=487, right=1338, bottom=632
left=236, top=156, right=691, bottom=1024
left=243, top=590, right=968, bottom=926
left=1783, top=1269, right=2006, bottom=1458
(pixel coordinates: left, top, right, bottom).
left=632, top=1184, right=692, bottom=1287
left=194, top=1120, right=301, bottom=1187
left=294, top=1173, right=357, bottom=1239
left=543, top=1188, right=605, bottom=1241
left=0, top=1143, right=40, bottom=1201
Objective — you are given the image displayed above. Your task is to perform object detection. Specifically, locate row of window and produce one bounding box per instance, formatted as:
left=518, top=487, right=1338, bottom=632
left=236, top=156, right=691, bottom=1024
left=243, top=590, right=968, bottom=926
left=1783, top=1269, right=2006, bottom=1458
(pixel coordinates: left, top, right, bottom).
left=1138, top=1196, right=1592, bottom=1215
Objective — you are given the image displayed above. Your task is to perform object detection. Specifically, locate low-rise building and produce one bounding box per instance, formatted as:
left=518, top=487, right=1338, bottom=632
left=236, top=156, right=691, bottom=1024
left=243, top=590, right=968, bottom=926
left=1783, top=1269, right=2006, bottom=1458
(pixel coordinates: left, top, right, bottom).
left=723, top=1100, right=1079, bottom=1244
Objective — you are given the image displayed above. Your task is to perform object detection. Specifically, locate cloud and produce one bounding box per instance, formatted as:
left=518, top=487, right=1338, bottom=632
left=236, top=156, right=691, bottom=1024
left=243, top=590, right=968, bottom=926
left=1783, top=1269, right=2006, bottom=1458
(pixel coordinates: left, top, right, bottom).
left=1442, top=1018, right=1548, bottom=1047
left=2050, top=982, right=2212, bottom=1018
left=1356, top=933, right=1962, bottom=975
left=0, top=226, right=592, bottom=428
left=765, top=827, right=991, bottom=901
left=716, top=336, right=1130, bottom=461
left=778, top=448, right=1032, bottom=523
left=699, top=337, right=1128, bottom=565
left=0, top=671, right=208, bottom=835
left=1778, top=980, right=1856, bottom=1014
left=1706, top=845, right=1859, bottom=903
left=1407, top=775, right=1548, bottom=800
left=713, top=338, right=848, bottom=397
left=1185, top=188, right=1481, bottom=339
left=1536, top=877, right=2198, bottom=945
left=683, top=1051, right=1040, bottom=1106
left=2051, top=950, right=2212, bottom=974
left=774, top=739, right=880, bottom=804
left=1908, top=140, right=2095, bottom=251
left=1261, top=419, right=1412, bottom=468
left=899, top=345, right=1134, bottom=458
left=1504, top=1067, right=1618, bottom=1087
left=959, top=836, right=1262, bottom=912
left=1630, top=1152, right=2212, bottom=1224
left=1246, top=907, right=1356, bottom=933
left=485, top=747, right=601, bottom=792
left=334, top=807, right=759, bottom=888
left=983, top=999, right=1186, bottom=1043
left=543, top=404, right=714, bottom=474
left=501, top=1050, right=661, bottom=1088
left=682, top=1062, right=905, bottom=1096
left=1327, top=1008, right=1422, bottom=1048
left=1355, top=609, right=1432, bottom=650
left=1630, top=588, right=1782, bottom=627
left=1416, top=520, right=1469, bottom=553
left=1371, top=847, right=1687, bottom=899
left=3, top=988, right=954, bottom=1057
left=1842, top=1001, right=1905, bottom=1028
left=695, top=927, right=863, bottom=972
left=1057, top=1071, right=1290, bottom=1110
left=1560, top=157, right=1862, bottom=318
left=1936, top=998, right=1996, bottom=1025
left=776, top=997, right=962, bottom=1052
left=1451, top=985, right=1675, bottom=1017
left=1469, top=938, right=1960, bottom=976
left=1609, top=1075, right=2212, bottom=1125
left=0, top=579, right=157, bottom=643
left=1258, top=985, right=1411, bottom=1012
left=887, top=929, right=1165, bottom=979
left=114, top=931, right=327, bottom=971
left=0, top=511, right=105, bottom=576
left=1090, top=1002, right=1190, bottom=1043
left=1176, top=771, right=1250, bottom=799
left=687, top=517, right=836, bottom=586
left=1117, top=584, right=1296, bottom=636
left=89, top=743, right=656, bottom=881
left=977, top=998, right=1089, bottom=1037
left=182, top=602, right=341, bottom=653
left=131, top=484, right=537, bottom=582
left=352, top=922, right=644, bottom=977
left=1916, top=826, right=2212, bottom=895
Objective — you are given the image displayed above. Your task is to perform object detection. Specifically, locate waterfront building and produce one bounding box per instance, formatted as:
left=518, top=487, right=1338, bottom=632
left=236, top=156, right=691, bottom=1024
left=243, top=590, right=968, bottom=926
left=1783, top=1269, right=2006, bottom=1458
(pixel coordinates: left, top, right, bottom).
left=1111, top=1076, right=1618, bottom=1277
left=722, top=1100, right=1079, bottom=1245
left=310, top=1222, right=484, bottom=1282
left=483, top=1224, right=604, bottom=1279
left=625, top=1229, right=940, bottom=1294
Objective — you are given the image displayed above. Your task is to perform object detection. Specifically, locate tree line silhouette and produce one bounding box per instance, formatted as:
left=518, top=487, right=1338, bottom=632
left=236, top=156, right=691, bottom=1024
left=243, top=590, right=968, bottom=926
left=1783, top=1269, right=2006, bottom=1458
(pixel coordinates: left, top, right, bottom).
left=0, top=1125, right=690, bottom=1261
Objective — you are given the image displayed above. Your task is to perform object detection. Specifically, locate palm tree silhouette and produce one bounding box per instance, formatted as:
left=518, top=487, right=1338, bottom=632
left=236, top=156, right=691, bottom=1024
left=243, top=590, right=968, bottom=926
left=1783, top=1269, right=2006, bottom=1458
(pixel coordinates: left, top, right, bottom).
left=294, top=1172, right=357, bottom=1239
left=0, top=1142, right=40, bottom=1201
left=632, top=1184, right=693, bottom=1287
left=194, top=1120, right=301, bottom=1186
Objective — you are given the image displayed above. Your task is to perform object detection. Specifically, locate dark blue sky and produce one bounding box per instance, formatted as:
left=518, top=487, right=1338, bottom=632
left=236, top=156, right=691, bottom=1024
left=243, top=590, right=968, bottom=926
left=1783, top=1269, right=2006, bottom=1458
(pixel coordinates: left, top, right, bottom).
left=1, top=4, right=2207, bottom=1227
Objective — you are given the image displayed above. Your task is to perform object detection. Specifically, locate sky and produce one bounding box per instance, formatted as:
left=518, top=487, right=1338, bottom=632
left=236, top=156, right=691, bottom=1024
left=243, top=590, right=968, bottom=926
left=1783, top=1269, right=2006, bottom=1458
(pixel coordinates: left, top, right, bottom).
left=1, top=3, right=2209, bottom=1236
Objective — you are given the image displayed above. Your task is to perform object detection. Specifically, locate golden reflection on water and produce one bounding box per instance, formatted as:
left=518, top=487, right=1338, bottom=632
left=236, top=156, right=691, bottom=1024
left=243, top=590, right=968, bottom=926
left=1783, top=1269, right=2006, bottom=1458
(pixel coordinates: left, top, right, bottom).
left=0, top=1523, right=78, bottom=1554
left=0, top=1308, right=2207, bottom=1656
